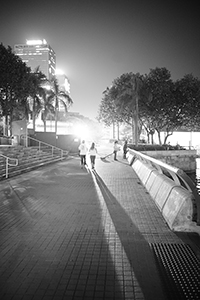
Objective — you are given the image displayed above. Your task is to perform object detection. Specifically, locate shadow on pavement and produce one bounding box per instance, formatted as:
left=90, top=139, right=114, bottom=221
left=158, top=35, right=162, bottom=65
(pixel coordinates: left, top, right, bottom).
left=0, top=159, right=125, bottom=299
left=100, top=158, right=111, bottom=163
left=93, top=170, right=166, bottom=300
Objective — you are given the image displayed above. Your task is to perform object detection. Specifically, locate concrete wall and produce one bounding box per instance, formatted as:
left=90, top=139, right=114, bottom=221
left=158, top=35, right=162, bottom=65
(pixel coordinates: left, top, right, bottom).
left=142, top=150, right=196, bottom=173
left=12, top=120, right=27, bottom=145
left=56, top=135, right=80, bottom=153
left=127, top=152, right=199, bottom=233
left=29, top=132, right=80, bottom=153
left=34, top=132, right=56, bottom=146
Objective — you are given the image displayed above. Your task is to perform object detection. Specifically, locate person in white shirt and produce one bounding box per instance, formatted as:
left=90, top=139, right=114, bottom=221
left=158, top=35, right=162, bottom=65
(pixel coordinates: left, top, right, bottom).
left=78, top=140, right=88, bottom=168
left=88, top=142, right=97, bottom=169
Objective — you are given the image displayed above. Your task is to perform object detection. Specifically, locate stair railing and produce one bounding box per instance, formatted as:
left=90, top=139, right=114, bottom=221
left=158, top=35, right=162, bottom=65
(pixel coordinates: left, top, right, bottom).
left=0, top=154, right=18, bottom=178
left=20, top=135, right=65, bottom=158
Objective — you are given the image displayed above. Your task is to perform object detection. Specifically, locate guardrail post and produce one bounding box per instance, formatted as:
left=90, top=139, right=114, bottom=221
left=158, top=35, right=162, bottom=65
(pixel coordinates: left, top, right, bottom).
left=6, top=157, right=8, bottom=178
left=25, top=135, right=28, bottom=147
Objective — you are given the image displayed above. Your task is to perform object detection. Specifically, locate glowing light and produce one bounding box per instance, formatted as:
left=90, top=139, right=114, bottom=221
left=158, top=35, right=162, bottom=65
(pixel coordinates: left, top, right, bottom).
left=64, top=78, right=70, bottom=93
left=26, top=39, right=47, bottom=45
left=55, top=69, right=64, bottom=75
left=40, top=83, right=51, bottom=90
left=73, top=124, right=90, bottom=140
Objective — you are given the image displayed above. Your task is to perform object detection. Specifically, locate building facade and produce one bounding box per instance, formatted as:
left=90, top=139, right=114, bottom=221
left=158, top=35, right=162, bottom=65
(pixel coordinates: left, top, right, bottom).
left=54, top=70, right=71, bottom=113
left=14, top=39, right=56, bottom=79
left=56, top=73, right=70, bottom=94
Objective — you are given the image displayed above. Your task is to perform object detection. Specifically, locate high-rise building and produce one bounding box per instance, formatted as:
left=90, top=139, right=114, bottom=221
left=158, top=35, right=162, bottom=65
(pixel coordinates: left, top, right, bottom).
left=56, top=73, right=70, bottom=94
left=55, top=70, right=71, bottom=112
left=14, top=39, right=56, bottom=79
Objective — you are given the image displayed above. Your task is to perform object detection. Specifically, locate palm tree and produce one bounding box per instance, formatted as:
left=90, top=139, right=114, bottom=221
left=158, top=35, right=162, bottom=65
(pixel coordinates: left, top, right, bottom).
left=29, top=67, right=47, bottom=133
left=49, top=76, right=73, bottom=133
left=41, top=91, right=55, bottom=132
left=133, top=73, right=143, bottom=147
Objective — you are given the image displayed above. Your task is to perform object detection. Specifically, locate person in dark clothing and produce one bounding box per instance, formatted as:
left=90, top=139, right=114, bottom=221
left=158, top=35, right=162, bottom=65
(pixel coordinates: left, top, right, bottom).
left=113, top=140, right=120, bottom=161
left=123, top=140, right=128, bottom=159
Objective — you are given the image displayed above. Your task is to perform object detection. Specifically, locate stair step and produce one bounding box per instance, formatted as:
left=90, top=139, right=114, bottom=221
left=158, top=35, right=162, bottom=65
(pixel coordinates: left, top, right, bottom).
left=0, top=146, right=67, bottom=180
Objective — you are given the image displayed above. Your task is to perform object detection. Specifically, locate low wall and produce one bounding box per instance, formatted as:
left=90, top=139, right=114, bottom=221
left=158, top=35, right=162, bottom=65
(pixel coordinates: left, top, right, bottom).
left=141, top=150, right=196, bottom=173
left=0, top=137, right=12, bottom=145
left=29, top=132, right=80, bottom=153
left=127, top=152, right=198, bottom=232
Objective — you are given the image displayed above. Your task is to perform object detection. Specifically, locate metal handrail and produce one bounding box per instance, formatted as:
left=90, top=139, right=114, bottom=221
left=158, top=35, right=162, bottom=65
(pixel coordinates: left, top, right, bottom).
left=20, top=135, right=64, bottom=158
left=0, top=154, right=18, bottom=178
left=128, top=148, right=200, bottom=225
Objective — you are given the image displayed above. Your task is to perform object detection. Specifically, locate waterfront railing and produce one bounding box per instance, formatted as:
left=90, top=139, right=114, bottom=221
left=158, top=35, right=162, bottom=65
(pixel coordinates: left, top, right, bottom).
left=128, top=148, right=200, bottom=226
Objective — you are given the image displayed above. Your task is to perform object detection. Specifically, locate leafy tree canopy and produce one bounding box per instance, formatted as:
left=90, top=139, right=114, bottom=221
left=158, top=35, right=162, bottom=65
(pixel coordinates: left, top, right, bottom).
left=0, top=44, right=45, bottom=134
left=98, top=67, right=200, bottom=145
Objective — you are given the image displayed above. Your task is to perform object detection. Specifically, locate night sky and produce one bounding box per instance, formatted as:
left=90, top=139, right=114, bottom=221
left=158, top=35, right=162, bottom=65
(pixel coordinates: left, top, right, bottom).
left=1, top=0, right=200, bottom=120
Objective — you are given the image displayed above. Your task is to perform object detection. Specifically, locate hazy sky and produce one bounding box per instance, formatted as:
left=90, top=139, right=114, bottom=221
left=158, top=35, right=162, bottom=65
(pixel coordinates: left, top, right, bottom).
left=1, top=0, right=200, bottom=120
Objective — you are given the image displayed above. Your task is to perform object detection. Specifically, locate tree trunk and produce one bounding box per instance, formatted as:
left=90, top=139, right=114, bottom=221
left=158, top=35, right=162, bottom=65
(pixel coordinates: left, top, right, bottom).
left=131, top=117, right=134, bottom=144
left=147, top=133, right=150, bottom=144
left=151, top=133, right=154, bottom=144
left=117, top=122, right=120, bottom=140
left=157, top=131, right=162, bottom=145
left=5, top=115, right=9, bottom=136
left=43, top=119, right=46, bottom=132
left=163, top=132, right=173, bottom=144
left=112, top=122, right=115, bottom=139
left=32, top=98, right=36, bottom=133
left=135, top=96, right=139, bottom=146
left=55, top=108, right=58, bottom=134
left=9, top=110, right=13, bottom=136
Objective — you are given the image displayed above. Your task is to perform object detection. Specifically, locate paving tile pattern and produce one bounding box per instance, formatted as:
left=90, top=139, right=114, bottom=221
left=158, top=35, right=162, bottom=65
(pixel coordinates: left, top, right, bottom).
left=0, top=153, right=199, bottom=299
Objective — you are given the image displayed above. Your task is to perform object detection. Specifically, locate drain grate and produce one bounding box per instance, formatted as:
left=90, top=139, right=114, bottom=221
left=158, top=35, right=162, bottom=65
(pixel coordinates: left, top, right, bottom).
left=150, top=243, right=200, bottom=300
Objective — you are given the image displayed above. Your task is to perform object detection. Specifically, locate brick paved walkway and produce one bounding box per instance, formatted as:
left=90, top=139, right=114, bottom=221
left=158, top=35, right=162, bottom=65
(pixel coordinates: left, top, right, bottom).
left=0, top=150, right=199, bottom=300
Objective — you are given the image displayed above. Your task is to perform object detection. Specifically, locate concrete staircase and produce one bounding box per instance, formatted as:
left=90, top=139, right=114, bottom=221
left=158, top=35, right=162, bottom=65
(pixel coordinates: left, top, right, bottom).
left=0, top=145, right=68, bottom=180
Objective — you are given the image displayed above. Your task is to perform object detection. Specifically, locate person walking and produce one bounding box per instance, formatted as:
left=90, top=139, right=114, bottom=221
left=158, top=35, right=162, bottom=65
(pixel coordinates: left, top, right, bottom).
left=123, top=140, right=128, bottom=159
left=88, top=142, right=98, bottom=169
left=113, top=140, right=120, bottom=161
left=78, top=140, right=88, bottom=168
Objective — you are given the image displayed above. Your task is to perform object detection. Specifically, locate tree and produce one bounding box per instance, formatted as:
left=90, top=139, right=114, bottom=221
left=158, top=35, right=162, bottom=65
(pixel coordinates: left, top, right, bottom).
left=142, top=67, right=176, bottom=144
left=109, top=72, right=144, bottom=145
left=142, top=69, right=200, bottom=144
left=174, top=74, right=200, bottom=130
left=0, top=44, right=33, bottom=135
left=28, top=67, right=47, bottom=133
left=97, top=87, right=122, bottom=139
left=99, top=67, right=200, bottom=145
left=41, top=91, right=55, bottom=132
left=98, top=73, right=146, bottom=143
left=48, top=76, right=73, bottom=133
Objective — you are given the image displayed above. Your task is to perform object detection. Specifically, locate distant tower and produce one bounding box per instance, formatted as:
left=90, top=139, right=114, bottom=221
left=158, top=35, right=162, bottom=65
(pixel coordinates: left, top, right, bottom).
left=55, top=70, right=71, bottom=111
left=14, top=39, right=56, bottom=79
left=56, top=71, right=70, bottom=94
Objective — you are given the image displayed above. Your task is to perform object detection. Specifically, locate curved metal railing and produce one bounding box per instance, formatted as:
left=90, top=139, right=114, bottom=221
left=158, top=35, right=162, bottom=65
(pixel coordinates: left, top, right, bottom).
left=0, top=154, right=18, bottom=178
left=128, top=148, right=200, bottom=225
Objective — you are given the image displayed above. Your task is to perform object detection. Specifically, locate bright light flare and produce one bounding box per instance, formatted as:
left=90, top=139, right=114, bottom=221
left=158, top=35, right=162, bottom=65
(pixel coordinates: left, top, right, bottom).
left=55, top=69, right=64, bottom=75
left=73, top=124, right=90, bottom=140
left=26, top=39, right=47, bottom=45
